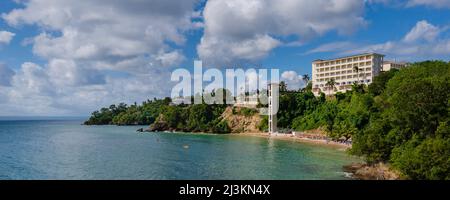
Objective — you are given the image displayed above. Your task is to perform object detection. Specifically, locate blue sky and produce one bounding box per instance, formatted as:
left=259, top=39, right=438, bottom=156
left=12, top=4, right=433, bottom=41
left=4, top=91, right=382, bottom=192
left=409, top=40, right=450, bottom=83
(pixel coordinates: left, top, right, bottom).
left=0, top=0, right=449, bottom=116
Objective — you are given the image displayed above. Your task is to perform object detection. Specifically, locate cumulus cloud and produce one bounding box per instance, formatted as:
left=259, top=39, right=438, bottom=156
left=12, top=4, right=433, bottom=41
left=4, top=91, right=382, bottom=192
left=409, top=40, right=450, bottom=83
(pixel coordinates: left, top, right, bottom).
left=46, top=59, right=105, bottom=86
left=0, top=64, right=15, bottom=86
left=403, top=21, right=441, bottom=43
left=198, top=0, right=366, bottom=67
left=149, top=50, right=186, bottom=68
left=0, top=31, right=15, bottom=44
left=338, top=20, right=450, bottom=61
left=198, top=34, right=281, bottom=67
left=0, top=62, right=173, bottom=116
left=3, top=0, right=198, bottom=72
left=281, top=71, right=307, bottom=90
left=0, top=0, right=199, bottom=115
left=303, top=20, right=450, bottom=61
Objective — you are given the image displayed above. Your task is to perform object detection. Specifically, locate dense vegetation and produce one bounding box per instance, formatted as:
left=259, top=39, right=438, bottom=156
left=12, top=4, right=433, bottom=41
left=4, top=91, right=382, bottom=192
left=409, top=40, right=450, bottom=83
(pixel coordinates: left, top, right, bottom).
left=352, top=61, right=450, bottom=180
left=276, top=61, right=449, bottom=180
left=85, top=61, right=449, bottom=179
left=152, top=102, right=230, bottom=133
left=84, top=92, right=231, bottom=133
left=84, top=98, right=172, bottom=125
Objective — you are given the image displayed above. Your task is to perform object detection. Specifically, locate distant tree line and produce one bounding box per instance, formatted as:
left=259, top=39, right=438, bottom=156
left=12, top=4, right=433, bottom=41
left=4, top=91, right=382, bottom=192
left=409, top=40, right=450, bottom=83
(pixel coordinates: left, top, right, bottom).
left=84, top=97, right=172, bottom=126
left=84, top=90, right=234, bottom=133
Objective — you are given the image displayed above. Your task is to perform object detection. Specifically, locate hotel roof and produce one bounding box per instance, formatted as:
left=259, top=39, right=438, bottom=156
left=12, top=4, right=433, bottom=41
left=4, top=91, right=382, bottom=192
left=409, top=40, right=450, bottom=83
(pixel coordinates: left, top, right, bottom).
left=312, top=52, right=385, bottom=63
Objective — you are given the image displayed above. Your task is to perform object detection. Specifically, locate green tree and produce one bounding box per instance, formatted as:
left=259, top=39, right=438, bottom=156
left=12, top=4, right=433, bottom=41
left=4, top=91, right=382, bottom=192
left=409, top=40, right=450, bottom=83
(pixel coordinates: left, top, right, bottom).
left=322, top=101, right=338, bottom=135
left=390, top=135, right=450, bottom=180
left=368, top=69, right=399, bottom=96
left=302, top=74, right=310, bottom=84
left=279, top=81, right=288, bottom=92
left=351, top=61, right=450, bottom=179
left=353, top=66, right=361, bottom=84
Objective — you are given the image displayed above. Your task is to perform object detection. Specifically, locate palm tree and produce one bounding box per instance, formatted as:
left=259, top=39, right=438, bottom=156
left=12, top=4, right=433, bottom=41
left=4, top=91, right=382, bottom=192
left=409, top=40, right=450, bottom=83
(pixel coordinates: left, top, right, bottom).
left=362, top=71, right=368, bottom=85
left=353, top=66, right=361, bottom=84
left=279, top=81, right=288, bottom=92
left=302, top=74, right=310, bottom=84
left=301, top=74, right=311, bottom=92
left=325, top=79, right=336, bottom=96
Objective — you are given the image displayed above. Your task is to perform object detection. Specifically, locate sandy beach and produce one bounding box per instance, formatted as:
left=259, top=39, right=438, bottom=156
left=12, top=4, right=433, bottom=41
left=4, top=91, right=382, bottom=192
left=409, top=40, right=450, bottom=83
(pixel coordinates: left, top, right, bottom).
left=237, top=132, right=352, bottom=150
left=149, top=130, right=352, bottom=150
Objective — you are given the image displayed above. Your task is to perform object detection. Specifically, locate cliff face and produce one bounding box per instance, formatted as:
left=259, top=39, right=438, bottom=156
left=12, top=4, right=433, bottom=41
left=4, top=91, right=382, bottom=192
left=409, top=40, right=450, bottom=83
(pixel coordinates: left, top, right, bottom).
left=147, top=113, right=171, bottom=132
left=220, top=107, right=262, bottom=133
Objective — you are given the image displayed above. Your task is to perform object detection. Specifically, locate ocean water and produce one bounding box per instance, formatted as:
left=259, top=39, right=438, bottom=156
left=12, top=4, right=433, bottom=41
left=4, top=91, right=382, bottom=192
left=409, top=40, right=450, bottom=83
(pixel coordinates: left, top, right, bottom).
left=0, top=120, right=361, bottom=180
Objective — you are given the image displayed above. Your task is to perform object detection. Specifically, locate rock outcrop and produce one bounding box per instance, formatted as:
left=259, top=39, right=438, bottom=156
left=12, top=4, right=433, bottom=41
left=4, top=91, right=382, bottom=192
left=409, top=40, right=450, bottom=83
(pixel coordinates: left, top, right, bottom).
left=343, top=163, right=402, bottom=180
left=220, top=107, right=262, bottom=133
left=146, top=114, right=170, bottom=132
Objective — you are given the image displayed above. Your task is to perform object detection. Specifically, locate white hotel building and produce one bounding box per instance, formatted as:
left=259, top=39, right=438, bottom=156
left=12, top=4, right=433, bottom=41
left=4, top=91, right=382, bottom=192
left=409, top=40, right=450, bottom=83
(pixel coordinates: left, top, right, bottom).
left=312, top=53, right=385, bottom=96
left=382, top=61, right=410, bottom=71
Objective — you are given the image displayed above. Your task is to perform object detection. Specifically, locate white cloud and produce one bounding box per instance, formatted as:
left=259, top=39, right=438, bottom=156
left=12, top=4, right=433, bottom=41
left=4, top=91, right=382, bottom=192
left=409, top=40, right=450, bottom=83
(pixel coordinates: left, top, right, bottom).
left=0, top=0, right=199, bottom=115
left=198, top=0, right=366, bottom=67
left=11, top=62, right=54, bottom=96
left=304, top=20, right=450, bottom=61
left=0, top=31, right=15, bottom=44
left=47, top=59, right=105, bottom=86
left=198, top=34, right=281, bottom=67
left=3, top=0, right=198, bottom=72
left=281, top=71, right=307, bottom=90
left=403, top=20, right=441, bottom=43
left=3, top=0, right=200, bottom=70
left=150, top=50, right=186, bottom=68
left=341, top=20, right=450, bottom=61
left=0, top=64, right=15, bottom=86
left=0, top=61, right=174, bottom=116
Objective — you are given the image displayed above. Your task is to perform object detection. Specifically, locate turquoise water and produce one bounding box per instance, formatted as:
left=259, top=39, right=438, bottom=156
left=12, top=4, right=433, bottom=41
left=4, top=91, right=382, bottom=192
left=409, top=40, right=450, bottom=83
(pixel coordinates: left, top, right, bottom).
left=0, top=120, right=360, bottom=180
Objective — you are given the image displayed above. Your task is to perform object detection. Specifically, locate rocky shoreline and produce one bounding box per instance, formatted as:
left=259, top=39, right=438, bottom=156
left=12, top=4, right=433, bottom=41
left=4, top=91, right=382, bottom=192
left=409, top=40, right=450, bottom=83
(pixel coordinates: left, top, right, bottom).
left=343, top=163, right=403, bottom=180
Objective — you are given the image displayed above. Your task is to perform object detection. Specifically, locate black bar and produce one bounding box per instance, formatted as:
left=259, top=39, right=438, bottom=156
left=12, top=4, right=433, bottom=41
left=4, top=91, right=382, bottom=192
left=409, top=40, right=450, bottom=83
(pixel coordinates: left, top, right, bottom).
left=0, top=181, right=448, bottom=199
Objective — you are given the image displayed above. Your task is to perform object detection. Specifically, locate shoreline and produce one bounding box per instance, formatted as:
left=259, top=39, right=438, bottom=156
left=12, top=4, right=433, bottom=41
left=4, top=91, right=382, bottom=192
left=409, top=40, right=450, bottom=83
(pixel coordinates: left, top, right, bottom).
left=148, top=129, right=352, bottom=150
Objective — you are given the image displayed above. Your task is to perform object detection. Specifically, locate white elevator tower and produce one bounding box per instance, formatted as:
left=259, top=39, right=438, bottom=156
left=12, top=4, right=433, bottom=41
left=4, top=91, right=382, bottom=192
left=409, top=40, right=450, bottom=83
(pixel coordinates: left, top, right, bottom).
left=268, top=83, right=279, bottom=135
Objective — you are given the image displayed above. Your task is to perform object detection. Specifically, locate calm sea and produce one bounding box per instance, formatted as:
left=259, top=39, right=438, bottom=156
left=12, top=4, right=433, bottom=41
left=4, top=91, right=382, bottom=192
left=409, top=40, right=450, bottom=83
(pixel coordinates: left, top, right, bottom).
left=0, top=119, right=360, bottom=180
